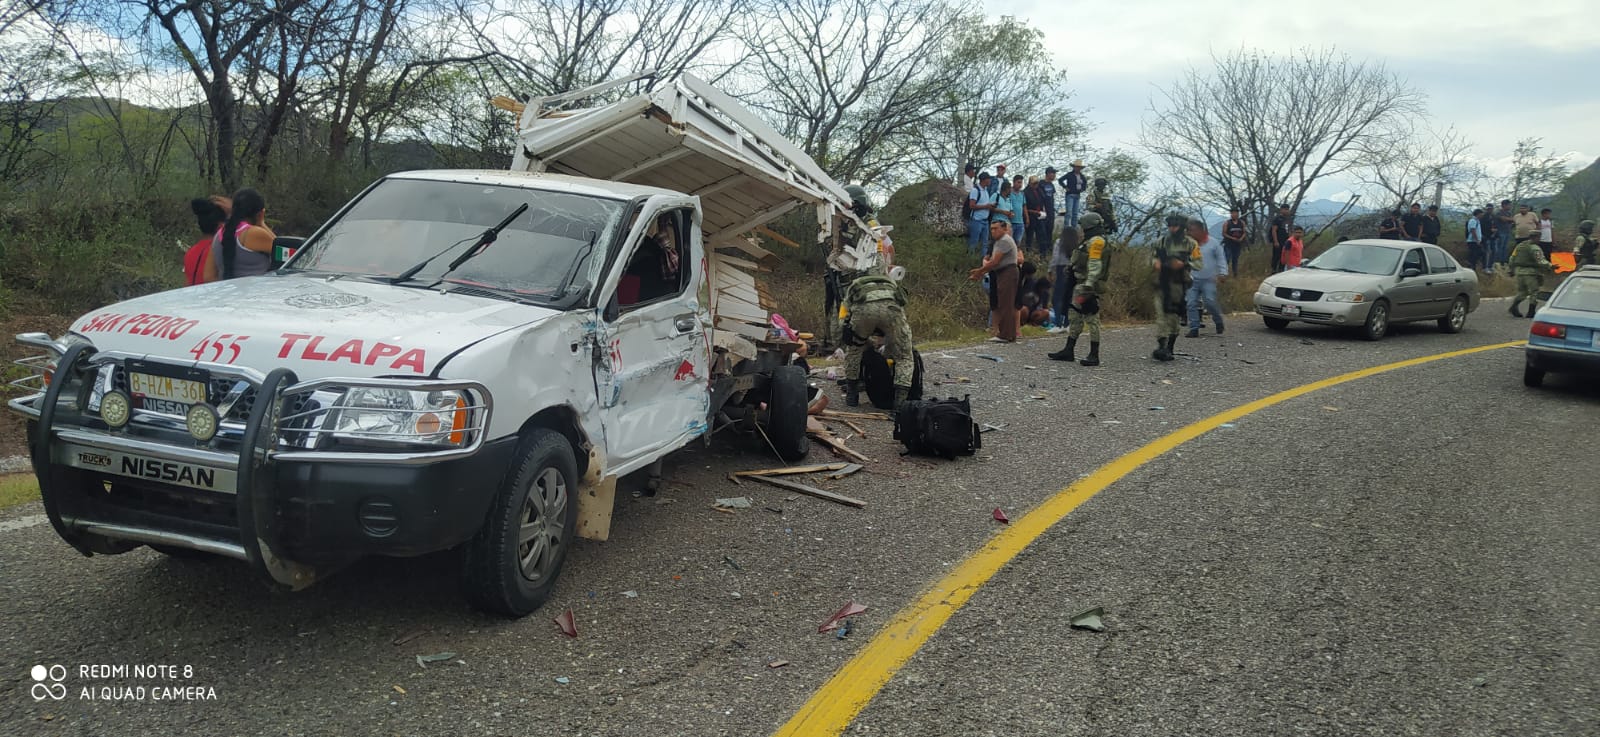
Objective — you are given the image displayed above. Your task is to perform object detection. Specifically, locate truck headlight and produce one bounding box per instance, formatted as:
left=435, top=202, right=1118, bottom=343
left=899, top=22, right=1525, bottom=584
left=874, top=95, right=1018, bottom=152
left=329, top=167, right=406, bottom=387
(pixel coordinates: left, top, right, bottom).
left=328, top=387, right=476, bottom=447
left=1324, top=292, right=1365, bottom=303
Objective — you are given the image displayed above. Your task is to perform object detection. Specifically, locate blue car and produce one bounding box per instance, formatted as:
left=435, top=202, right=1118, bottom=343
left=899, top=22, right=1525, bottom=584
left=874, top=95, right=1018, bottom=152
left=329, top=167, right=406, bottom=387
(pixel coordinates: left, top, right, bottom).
left=1524, top=265, right=1600, bottom=388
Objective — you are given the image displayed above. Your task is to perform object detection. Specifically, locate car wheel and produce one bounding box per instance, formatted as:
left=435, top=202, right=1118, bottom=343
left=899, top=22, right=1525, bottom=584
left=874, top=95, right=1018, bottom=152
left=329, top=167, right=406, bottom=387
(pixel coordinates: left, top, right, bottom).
left=462, top=428, right=579, bottom=617
left=1262, top=316, right=1290, bottom=330
left=763, top=365, right=811, bottom=463
left=1523, top=362, right=1545, bottom=388
left=1362, top=300, right=1390, bottom=341
left=1438, top=296, right=1468, bottom=334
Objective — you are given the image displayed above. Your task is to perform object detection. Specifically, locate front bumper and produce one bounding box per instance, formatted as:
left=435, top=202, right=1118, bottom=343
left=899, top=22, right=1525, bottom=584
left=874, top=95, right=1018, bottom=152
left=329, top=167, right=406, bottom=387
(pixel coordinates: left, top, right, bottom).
left=1253, top=293, right=1374, bottom=326
left=15, top=344, right=503, bottom=589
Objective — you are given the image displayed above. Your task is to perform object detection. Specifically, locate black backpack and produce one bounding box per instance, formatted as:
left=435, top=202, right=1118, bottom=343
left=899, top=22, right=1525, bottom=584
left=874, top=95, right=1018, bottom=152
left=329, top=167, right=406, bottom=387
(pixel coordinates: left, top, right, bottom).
left=860, top=348, right=924, bottom=410
left=894, top=396, right=981, bottom=459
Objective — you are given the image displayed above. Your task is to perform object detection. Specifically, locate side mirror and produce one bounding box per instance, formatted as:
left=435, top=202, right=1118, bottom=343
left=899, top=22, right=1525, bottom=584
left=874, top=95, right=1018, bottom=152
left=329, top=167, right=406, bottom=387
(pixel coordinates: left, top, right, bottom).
left=272, top=236, right=306, bottom=266
left=603, top=294, right=620, bottom=322
left=1401, top=267, right=1422, bottom=278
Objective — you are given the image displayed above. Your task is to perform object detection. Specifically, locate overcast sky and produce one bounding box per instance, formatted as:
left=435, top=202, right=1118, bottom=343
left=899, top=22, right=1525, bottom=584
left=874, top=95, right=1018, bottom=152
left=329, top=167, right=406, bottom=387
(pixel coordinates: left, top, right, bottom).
left=995, top=0, right=1600, bottom=198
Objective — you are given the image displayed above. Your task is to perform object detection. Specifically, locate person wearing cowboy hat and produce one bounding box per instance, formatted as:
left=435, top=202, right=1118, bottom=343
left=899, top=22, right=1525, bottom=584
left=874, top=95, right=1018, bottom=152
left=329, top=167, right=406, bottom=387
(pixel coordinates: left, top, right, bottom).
left=1061, top=160, right=1088, bottom=226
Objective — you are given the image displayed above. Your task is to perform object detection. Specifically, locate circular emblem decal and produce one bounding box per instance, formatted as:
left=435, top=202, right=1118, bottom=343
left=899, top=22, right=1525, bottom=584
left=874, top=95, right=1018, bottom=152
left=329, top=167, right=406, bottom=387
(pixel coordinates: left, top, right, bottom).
left=285, top=292, right=370, bottom=309
left=1290, top=290, right=1302, bottom=300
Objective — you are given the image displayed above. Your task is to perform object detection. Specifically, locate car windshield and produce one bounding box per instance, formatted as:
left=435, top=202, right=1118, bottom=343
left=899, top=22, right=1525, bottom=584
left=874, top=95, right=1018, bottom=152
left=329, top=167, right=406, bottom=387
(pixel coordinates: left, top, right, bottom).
left=1303, top=243, right=1402, bottom=275
left=1549, top=276, right=1600, bottom=312
left=287, top=178, right=626, bottom=300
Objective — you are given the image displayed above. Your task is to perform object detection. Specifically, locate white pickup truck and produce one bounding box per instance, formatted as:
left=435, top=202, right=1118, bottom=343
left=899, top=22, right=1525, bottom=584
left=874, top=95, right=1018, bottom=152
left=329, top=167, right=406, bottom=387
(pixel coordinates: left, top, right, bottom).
left=11, top=74, right=881, bottom=616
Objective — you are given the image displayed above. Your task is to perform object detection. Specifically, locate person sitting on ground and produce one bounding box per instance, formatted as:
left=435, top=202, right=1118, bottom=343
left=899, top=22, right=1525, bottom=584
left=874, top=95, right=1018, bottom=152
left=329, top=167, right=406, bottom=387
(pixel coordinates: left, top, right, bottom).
left=1282, top=226, right=1306, bottom=268
left=204, top=188, right=277, bottom=281
left=1016, top=261, right=1052, bottom=329
left=185, top=196, right=227, bottom=285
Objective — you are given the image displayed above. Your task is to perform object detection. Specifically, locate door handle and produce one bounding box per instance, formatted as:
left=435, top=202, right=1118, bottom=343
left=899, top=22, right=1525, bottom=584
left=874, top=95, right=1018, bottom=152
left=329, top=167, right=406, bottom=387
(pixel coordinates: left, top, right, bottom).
left=673, top=314, right=697, bottom=334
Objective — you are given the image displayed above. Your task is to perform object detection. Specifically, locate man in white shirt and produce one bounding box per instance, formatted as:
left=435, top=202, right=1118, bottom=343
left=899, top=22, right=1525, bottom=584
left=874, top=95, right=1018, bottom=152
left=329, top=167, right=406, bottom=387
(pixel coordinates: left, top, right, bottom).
left=1538, top=208, right=1555, bottom=259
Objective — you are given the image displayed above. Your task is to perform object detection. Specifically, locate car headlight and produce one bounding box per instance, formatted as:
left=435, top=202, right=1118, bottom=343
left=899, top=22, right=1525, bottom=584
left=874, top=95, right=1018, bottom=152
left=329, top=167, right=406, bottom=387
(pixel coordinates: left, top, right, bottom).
left=1256, top=281, right=1274, bottom=295
left=1324, top=292, right=1365, bottom=303
left=328, top=387, right=477, bottom=447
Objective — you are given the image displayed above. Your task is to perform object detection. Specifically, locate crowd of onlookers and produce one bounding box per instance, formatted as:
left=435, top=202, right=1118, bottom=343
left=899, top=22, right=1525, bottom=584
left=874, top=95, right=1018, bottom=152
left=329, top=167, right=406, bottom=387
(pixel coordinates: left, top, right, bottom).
left=1448, top=200, right=1560, bottom=273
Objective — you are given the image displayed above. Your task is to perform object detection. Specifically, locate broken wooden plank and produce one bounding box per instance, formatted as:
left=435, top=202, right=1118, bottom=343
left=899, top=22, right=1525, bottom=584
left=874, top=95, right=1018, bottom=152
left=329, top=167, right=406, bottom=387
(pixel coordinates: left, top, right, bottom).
left=820, top=409, right=893, bottom=422
left=708, top=254, right=771, bottom=273
left=809, top=431, right=871, bottom=464
left=840, top=418, right=868, bottom=438
left=733, top=463, right=849, bottom=478
left=745, top=475, right=866, bottom=509
left=825, top=463, right=864, bottom=480
left=716, top=318, right=770, bottom=341
left=755, top=225, right=803, bottom=249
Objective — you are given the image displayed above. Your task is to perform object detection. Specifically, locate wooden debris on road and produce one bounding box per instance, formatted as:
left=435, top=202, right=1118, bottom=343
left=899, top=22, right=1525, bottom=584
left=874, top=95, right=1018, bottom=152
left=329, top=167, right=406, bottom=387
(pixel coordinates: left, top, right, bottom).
left=732, top=463, right=849, bottom=479
left=820, top=409, right=893, bottom=422
left=745, top=475, right=866, bottom=508
left=825, top=463, right=863, bottom=480
left=807, top=420, right=871, bottom=463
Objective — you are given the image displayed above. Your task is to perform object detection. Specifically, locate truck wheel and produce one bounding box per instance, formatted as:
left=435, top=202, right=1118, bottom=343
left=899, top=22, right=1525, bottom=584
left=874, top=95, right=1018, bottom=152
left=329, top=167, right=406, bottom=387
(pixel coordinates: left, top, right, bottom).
left=764, top=366, right=811, bottom=462
left=462, top=428, right=579, bottom=617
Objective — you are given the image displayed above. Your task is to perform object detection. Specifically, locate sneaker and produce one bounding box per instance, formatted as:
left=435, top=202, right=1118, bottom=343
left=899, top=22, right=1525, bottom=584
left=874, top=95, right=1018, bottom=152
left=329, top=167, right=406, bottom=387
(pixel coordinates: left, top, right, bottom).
left=987, top=336, right=1008, bottom=343
left=1047, top=326, right=1067, bottom=334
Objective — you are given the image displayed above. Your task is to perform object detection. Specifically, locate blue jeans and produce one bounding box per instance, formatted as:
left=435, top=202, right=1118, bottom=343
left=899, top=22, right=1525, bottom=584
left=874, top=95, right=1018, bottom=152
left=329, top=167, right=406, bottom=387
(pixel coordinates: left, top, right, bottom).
left=966, top=217, right=990, bottom=255
left=1064, top=193, right=1082, bottom=226
left=1052, top=265, right=1070, bottom=325
left=1186, top=278, right=1223, bottom=331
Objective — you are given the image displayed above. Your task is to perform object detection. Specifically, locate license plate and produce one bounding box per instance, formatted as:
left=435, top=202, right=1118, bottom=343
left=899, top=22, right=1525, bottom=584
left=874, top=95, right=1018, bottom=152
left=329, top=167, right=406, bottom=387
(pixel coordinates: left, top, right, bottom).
left=130, top=372, right=207, bottom=408
left=1282, top=304, right=1301, bottom=317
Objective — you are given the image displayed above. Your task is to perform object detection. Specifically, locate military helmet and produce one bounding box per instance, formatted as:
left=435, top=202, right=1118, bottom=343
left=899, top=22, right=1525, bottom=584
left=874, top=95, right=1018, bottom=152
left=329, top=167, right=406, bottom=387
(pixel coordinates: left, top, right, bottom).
left=1078, top=212, right=1104, bottom=230
left=844, top=184, right=873, bottom=214
left=1581, top=219, right=1596, bottom=233
left=1093, top=177, right=1109, bottom=188
left=1165, top=213, right=1188, bottom=228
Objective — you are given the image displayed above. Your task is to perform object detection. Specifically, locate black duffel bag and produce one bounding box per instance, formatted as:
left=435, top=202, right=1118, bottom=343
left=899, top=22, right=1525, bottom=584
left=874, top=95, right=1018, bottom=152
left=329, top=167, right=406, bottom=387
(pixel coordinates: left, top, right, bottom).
left=893, top=395, right=980, bottom=459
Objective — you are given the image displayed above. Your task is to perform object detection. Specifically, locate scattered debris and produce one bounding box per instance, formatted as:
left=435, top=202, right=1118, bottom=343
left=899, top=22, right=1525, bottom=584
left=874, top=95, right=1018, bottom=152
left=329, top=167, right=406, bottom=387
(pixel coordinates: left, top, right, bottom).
left=733, top=463, right=848, bottom=479
left=818, top=601, right=869, bottom=633
left=767, top=660, right=790, bottom=669
left=764, top=506, right=785, bottom=514
left=820, top=409, right=893, bottom=422
left=554, top=610, right=579, bottom=638
left=1299, top=339, right=1315, bottom=345
left=714, top=497, right=753, bottom=509
left=1023, top=365, right=1038, bottom=370
left=723, top=555, right=742, bottom=571
left=746, top=475, right=866, bottom=509
left=839, top=418, right=869, bottom=438
left=808, top=418, right=872, bottom=464
left=1219, top=423, right=1237, bottom=429
left=1148, top=406, right=1166, bottom=411
left=1321, top=406, right=1339, bottom=412
left=979, top=423, right=1006, bottom=434
left=1238, top=359, right=1260, bottom=365
left=1160, top=379, right=1174, bottom=385
left=392, top=629, right=429, bottom=647
left=712, top=506, right=736, bottom=515
left=940, top=375, right=973, bottom=384
left=622, top=590, right=639, bottom=598
left=554, top=676, right=571, bottom=685
left=835, top=620, right=854, bottom=639
left=975, top=354, right=1004, bottom=362
left=1070, top=607, right=1106, bottom=633
left=392, top=685, right=407, bottom=695
left=1102, top=420, right=1122, bottom=425
left=824, top=463, right=864, bottom=480
left=992, top=508, right=1010, bottom=524
left=731, top=591, right=743, bottom=599
left=1028, top=394, right=1048, bottom=401
left=415, top=652, right=457, bottom=667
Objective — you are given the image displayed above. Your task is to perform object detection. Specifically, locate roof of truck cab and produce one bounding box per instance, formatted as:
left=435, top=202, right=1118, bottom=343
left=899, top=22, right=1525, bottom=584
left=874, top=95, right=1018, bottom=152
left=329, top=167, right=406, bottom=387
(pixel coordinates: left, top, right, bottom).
left=388, top=169, right=683, bottom=201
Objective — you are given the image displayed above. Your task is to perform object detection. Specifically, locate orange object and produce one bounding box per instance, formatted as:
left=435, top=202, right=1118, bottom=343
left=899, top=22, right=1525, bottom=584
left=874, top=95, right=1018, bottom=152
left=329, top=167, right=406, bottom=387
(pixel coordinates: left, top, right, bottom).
left=1552, top=252, right=1576, bottom=274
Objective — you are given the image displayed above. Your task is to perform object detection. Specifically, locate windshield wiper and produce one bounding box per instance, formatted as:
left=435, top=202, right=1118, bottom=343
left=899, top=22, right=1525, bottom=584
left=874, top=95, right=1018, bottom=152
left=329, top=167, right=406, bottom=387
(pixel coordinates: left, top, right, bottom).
left=554, top=229, right=600, bottom=300
left=390, top=202, right=530, bottom=284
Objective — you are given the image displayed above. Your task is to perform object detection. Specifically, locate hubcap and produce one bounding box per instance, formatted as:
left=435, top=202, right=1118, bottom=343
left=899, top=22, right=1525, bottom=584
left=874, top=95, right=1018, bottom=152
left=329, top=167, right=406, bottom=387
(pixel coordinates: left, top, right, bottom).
left=517, top=467, right=568, bottom=583
left=1451, top=300, right=1466, bottom=328
left=1371, top=306, right=1387, bottom=335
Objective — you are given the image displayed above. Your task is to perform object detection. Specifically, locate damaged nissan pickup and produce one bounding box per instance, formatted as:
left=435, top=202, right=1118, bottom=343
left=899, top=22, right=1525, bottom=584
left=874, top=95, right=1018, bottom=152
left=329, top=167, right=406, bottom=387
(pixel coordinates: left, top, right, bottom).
left=10, top=74, right=884, bottom=616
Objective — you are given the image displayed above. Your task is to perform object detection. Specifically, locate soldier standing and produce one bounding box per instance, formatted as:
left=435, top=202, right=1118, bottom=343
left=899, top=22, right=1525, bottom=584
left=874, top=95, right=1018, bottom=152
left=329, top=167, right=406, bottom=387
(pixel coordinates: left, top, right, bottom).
left=1088, top=177, right=1117, bottom=233
left=1575, top=220, right=1597, bottom=269
left=1047, top=212, right=1110, bottom=366
left=1508, top=232, right=1553, bottom=318
left=839, top=271, right=915, bottom=408
left=1151, top=214, right=1200, bottom=361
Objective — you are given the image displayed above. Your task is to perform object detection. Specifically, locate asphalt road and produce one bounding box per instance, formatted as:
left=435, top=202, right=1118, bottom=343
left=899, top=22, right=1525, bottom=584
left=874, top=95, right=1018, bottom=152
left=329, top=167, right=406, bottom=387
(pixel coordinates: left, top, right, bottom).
left=2, top=301, right=1595, bottom=736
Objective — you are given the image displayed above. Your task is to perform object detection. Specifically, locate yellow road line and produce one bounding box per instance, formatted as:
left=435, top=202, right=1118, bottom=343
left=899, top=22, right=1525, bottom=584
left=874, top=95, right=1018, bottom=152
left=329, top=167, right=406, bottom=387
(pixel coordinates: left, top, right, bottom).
left=773, top=339, right=1527, bottom=736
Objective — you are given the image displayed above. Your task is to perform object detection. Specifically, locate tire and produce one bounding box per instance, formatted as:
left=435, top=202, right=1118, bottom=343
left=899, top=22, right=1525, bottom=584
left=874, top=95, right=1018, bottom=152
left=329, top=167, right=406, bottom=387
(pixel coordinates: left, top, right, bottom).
left=1361, top=300, right=1390, bottom=341
left=764, top=365, right=811, bottom=463
left=1262, top=316, right=1290, bottom=330
left=462, top=428, right=579, bottom=617
left=1523, top=362, right=1545, bottom=388
left=1438, top=296, right=1468, bottom=334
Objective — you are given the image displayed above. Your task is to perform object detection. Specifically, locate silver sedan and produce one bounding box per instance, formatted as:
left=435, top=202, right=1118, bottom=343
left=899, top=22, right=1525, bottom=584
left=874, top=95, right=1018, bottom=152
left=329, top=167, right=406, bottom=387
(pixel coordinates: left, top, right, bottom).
left=1253, top=240, right=1480, bottom=340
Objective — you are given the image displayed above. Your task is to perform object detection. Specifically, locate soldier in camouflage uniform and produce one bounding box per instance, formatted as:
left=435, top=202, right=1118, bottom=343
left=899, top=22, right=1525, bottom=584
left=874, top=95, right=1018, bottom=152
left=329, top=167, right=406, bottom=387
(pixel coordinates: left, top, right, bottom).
left=840, top=271, right=914, bottom=408
left=1047, top=212, right=1111, bottom=366
left=1088, top=177, right=1117, bottom=234
left=1508, top=232, right=1553, bottom=318
left=1576, top=219, right=1597, bottom=269
left=1151, top=213, right=1200, bottom=361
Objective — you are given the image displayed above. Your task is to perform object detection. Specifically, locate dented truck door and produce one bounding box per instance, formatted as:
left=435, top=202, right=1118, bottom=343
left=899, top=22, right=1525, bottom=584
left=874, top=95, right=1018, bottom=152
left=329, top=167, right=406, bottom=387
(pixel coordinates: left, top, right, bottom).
left=589, top=203, right=711, bottom=472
